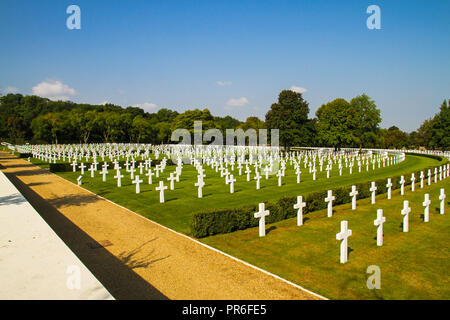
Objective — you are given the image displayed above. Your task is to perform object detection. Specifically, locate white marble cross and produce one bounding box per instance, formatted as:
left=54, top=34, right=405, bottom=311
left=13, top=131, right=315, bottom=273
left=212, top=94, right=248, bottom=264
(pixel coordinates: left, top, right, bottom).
left=79, top=163, right=86, bottom=175
left=336, top=220, right=352, bottom=264
left=422, top=193, right=431, bottom=222
left=276, top=170, right=282, bottom=187
left=146, top=169, right=154, bottom=184
left=77, top=175, right=82, bottom=186
left=401, top=200, right=411, bottom=232
left=411, top=173, right=416, bottom=192
left=229, top=174, right=236, bottom=193
left=245, top=166, right=251, bottom=182
left=254, top=203, right=270, bottom=237
left=399, top=176, right=405, bottom=195
left=88, top=164, right=95, bottom=178
left=427, top=169, right=432, bottom=185
left=370, top=182, right=377, bottom=204
left=420, top=171, right=424, bottom=188
left=439, top=188, right=446, bottom=215
left=167, top=172, right=176, bottom=190
left=325, top=190, right=335, bottom=218
left=130, top=166, right=136, bottom=180
left=294, top=196, right=306, bottom=226
left=349, top=185, right=358, bottom=210
left=132, top=175, right=143, bottom=194
left=101, top=167, right=108, bottom=182
left=295, top=168, right=301, bottom=184
left=374, top=209, right=386, bottom=246
left=156, top=181, right=168, bottom=203
left=71, top=161, right=77, bottom=172
left=386, top=178, right=393, bottom=199
left=312, top=167, right=317, bottom=181
left=254, top=172, right=261, bottom=190
left=195, top=177, right=205, bottom=198
left=114, top=170, right=124, bottom=187
left=434, top=168, right=438, bottom=183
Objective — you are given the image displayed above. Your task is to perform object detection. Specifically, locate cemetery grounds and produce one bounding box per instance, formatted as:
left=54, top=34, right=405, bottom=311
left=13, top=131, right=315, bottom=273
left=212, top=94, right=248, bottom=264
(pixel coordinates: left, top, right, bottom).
left=22, top=150, right=450, bottom=299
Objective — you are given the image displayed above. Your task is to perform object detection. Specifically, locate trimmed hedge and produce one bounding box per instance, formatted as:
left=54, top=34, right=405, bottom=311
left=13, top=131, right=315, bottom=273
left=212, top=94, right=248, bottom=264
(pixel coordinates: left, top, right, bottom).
left=49, top=158, right=175, bottom=172
left=190, top=158, right=448, bottom=238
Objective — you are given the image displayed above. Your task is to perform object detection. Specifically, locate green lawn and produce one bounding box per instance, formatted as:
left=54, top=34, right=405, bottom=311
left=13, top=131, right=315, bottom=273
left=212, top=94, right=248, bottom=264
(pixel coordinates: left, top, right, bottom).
left=202, top=178, right=450, bottom=300
left=30, top=154, right=443, bottom=234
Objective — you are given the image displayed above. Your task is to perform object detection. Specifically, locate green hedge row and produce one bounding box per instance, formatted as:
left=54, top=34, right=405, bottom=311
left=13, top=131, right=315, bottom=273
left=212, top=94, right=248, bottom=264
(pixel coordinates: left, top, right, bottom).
left=49, top=158, right=175, bottom=172
left=190, top=159, right=448, bottom=238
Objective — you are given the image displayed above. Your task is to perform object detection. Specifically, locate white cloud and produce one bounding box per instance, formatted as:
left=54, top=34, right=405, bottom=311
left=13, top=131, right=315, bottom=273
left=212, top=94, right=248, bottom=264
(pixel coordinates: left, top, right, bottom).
left=290, top=86, right=307, bottom=94
left=1, top=86, right=19, bottom=94
left=32, top=80, right=76, bottom=101
left=132, top=102, right=158, bottom=112
left=217, top=81, right=232, bottom=87
left=226, top=97, right=249, bottom=107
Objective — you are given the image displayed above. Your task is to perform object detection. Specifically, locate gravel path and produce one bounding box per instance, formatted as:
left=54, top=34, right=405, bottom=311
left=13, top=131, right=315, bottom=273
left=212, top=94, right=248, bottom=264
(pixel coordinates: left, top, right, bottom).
left=0, top=153, right=322, bottom=300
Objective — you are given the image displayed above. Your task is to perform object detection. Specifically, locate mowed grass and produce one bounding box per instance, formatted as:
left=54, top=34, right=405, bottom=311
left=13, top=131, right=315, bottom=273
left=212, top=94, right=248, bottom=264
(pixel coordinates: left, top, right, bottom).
left=30, top=154, right=443, bottom=235
left=202, top=178, right=450, bottom=300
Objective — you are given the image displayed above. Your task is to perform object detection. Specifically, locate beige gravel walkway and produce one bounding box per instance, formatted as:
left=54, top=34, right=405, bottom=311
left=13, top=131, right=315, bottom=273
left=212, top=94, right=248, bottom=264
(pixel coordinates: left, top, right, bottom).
left=0, top=152, right=323, bottom=300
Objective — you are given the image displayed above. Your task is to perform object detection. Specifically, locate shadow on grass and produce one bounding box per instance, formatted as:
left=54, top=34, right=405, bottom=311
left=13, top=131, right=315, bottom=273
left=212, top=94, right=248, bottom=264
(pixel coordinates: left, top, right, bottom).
left=3, top=170, right=168, bottom=300
left=266, top=226, right=277, bottom=235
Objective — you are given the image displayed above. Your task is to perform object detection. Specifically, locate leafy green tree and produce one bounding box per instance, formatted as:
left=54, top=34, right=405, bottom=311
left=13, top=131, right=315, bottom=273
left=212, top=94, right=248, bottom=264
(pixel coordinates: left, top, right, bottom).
left=265, top=90, right=310, bottom=149
left=349, top=94, right=382, bottom=149
left=383, top=126, right=410, bottom=149
left=430, top=99, right=450, bottom=150
left=315, top=98, right=358, bottom=149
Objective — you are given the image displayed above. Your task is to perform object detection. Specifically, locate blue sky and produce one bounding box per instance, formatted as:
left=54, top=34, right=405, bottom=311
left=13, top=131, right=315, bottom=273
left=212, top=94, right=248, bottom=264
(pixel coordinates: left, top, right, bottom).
left=1, top=0, right=449, bottom=131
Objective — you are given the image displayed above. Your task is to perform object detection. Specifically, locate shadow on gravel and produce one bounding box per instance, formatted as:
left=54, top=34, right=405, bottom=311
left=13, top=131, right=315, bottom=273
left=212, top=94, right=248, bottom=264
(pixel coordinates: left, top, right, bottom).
left=3, top=171, right=169, bottom=300
left=118, top=238, right=171, bottom=270
left=48, top=194, right=99, bottom=208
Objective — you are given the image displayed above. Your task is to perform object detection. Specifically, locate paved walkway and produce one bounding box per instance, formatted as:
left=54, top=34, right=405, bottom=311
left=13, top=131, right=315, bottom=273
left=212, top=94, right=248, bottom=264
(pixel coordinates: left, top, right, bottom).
left=0, top=152, right=322, bottom=300
left=0, top=167, right=113, bottom=299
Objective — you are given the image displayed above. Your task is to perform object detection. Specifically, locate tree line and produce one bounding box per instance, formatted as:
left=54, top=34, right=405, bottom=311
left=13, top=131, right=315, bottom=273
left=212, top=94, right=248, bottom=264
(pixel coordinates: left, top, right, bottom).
left=0, top=92, right=448, bottom=150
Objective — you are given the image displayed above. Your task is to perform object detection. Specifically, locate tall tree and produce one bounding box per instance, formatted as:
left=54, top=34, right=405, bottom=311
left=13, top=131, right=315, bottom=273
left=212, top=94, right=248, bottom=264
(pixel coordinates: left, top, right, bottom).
left=265, top=90, right=310, bottom=149
left=349, top=94, right=382, bottom=149
left=315, top=98, right=358, bottom=149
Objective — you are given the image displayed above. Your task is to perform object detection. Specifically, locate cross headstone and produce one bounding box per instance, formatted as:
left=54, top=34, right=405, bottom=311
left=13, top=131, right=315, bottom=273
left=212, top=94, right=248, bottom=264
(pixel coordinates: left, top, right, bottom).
left=254, top=172, right=261, bottom=190
left=370, top=182, right=377, bottom=204
left=276, top=170, right=283, bottom=187
left=167, top=173, right=176, bottom=190
left=325, top=190, right=335, bottom=218
left=114, top=170, right=124, bottom=187
left=79, top=163, right=86, bottom=175
left=156, top=181, right=168, bottom=203
left=439, top=188, right=446, bottom=215
left=229, top=174, right=236, bottom=193
left=422, top=193, right=431, bottom=222
left=101, top=167, right=108, bottom=182
left=411, top=173, right=416, bottom=192
left=294, top=196, right=306, bottom=226
left=254, top=203, right=270, bottom=237
left=401, top=200, right=411, bottom=232
left=336, top=220, right=352, bottom=264
left=132, top=175, right=143, bottom=194
left=399, top=176, right=405, bottom=195
left=420, top=171, right=424, bottom=189
left=349, top=185, right=358, bottom=210
left=374, top=209, right=386, bottom=246
left=195, top=177, right=205, bottom=198
left=386, top=178, right=393, bottom=200
left=77, top=175, right=82, bottom=186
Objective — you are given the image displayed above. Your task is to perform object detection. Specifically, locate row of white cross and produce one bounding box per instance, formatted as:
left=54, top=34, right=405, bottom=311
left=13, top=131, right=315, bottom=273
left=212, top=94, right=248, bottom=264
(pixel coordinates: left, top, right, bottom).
left=253, top=175, right=447, bottom=264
